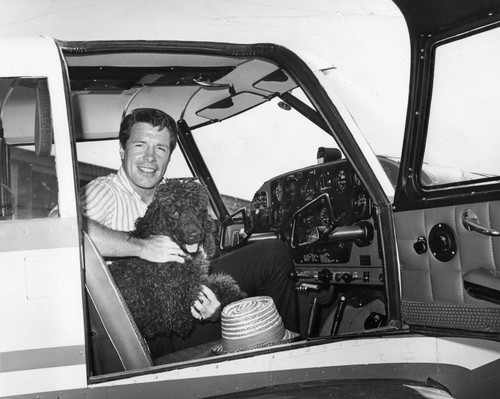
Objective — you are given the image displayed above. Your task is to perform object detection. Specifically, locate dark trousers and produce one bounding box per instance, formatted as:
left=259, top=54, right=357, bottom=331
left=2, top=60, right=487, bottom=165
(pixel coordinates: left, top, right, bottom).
left=147, top=239, right=298, bottom=358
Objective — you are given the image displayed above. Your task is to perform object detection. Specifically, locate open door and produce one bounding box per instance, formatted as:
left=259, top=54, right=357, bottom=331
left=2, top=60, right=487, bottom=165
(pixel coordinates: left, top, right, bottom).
left=0, top=37, right=86, bottom=398
left=393, top=2, right=500, bottom=333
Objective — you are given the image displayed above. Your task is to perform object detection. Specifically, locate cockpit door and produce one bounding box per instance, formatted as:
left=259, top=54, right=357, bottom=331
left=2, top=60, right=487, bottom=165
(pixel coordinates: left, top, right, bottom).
left=393, top=2, right=500, bottom=335
left=0, top=37, right=87, bottom=398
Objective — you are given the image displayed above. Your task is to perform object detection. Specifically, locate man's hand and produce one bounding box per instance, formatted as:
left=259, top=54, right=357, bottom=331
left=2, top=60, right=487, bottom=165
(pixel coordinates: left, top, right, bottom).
left=191, top=285, right=221, bottom=322
left=137, top=235, right=186, bottom=263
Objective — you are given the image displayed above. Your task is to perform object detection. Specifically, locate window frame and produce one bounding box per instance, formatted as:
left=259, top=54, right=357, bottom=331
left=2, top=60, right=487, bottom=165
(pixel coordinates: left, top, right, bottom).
left=394, top=17, right=500, bottom=212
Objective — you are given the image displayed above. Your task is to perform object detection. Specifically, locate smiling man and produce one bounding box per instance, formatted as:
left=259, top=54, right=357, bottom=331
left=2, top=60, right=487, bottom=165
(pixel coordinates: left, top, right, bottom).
left=80, top=108, right=186, bottom=264
left=81, top=108, right=298, bottom=357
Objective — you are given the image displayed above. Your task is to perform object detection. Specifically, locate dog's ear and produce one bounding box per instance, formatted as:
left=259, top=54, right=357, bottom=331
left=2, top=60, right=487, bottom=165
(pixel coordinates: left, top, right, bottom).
left=131, top=200, right=164, bottom=238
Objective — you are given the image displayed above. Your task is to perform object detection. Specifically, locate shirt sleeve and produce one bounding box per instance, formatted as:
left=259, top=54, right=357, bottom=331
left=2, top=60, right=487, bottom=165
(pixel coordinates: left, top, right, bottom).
left=80, top=178, right=116, bottom=228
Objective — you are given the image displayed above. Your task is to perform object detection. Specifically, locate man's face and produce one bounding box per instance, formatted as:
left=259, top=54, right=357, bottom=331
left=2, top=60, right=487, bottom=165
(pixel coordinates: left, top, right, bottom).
left=119, top=122, right=173, bottom=201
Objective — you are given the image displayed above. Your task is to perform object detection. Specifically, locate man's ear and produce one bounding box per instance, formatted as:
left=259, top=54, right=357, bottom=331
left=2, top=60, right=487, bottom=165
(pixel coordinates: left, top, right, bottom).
left=119, top=145, right=125, bottom=160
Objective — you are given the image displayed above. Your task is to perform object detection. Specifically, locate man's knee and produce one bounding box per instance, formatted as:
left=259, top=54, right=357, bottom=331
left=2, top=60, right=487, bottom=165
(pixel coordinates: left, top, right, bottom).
left=254, top=237, right=288, bottom=253
left=254, top=240, right=293, bottom=273
left=267, top=238, right=290, bottom=253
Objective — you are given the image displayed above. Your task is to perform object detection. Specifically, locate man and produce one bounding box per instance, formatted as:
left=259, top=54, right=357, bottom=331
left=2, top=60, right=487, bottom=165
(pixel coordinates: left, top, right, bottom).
left=81, top=108, right=298, bottom=357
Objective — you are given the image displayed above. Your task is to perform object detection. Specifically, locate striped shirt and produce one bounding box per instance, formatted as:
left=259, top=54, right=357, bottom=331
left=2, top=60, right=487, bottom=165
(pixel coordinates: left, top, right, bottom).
left=80, top=167, right=148, bottom=232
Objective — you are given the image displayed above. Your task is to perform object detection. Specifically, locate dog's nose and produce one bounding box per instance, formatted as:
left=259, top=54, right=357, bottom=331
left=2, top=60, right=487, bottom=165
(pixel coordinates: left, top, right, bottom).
left=183, top=224, right=204, bottom=243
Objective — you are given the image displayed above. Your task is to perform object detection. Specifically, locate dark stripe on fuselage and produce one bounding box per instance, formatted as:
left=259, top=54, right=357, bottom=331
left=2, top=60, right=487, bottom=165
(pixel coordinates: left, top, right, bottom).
left=0, top=345, right=85, bottom=373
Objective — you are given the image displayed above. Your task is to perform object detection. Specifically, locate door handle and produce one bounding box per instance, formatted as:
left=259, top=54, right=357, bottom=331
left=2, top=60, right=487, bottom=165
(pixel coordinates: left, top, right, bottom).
left=462, top=209, right=500, bottom=237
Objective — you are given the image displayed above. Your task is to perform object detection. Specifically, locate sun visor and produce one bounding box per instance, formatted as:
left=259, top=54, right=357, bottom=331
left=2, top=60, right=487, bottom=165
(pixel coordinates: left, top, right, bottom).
left=253, top=69, right=297, bottom=94
left=196, top=92, right=266, bottom=121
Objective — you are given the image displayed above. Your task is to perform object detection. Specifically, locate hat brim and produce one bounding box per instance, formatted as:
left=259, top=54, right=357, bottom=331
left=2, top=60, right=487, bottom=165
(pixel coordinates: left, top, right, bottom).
left=212, top=329, right=300, bottom=355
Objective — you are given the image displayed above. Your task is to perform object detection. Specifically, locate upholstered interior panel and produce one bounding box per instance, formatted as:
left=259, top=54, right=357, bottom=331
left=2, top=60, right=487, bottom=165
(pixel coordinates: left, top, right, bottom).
left=394, top=200, right=500, bottom=331
left=84, top=232, right=153, bottom=373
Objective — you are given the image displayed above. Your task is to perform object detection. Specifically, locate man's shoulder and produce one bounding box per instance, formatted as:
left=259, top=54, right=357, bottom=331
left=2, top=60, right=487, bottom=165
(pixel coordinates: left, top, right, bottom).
left=81, top=173, right=120, bottom=195
left=89, top=172, right=118, bottom=186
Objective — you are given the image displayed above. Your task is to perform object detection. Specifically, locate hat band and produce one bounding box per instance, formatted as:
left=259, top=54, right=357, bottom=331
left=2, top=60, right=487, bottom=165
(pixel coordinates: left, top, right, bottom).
left=221, top=306, right=279, bottom=338
left=222, top=322, right=285, bottom=352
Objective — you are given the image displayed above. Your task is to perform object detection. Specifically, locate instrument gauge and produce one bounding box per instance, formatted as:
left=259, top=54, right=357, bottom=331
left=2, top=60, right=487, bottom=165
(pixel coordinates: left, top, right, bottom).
left=301, top=211, right=316, bottom=229
left=300, top=178, right=316, bottom=201
left=334, top=169, right=348, bottom=193
left=302, top=179, right=315, bottom=201
left=251, top=191, right=268, bottom=209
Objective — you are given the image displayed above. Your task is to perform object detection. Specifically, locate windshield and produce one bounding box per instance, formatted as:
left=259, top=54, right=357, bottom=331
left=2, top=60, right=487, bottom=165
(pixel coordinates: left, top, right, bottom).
left=192, top=91, right=338, bottom=202
left=318, top=65, right=408, bottom=163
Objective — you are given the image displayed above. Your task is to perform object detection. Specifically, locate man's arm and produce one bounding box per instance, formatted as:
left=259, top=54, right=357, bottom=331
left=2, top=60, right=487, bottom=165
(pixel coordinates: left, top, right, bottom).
left=83, top=217, right=185, bottom=263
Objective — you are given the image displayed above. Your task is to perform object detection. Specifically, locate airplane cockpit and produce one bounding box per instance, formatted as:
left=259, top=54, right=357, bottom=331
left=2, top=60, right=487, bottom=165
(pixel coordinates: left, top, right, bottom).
left=0, top=40, right=393, bottom=374
left=62, top=42, right=392, bottom=370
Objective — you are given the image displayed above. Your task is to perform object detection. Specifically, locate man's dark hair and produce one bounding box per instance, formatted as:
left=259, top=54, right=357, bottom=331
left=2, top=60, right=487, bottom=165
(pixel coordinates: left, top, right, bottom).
left=119, top=108, right=178, bottom=151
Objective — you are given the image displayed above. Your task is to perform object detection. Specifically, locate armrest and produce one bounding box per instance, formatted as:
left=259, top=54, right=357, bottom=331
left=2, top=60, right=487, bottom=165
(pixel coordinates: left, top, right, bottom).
left=464, top=268, right=500, bottom=305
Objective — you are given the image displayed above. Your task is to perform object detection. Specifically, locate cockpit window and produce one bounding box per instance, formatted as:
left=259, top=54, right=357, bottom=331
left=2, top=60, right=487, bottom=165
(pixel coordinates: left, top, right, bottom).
left=0, top=77, right=59, bottom=219
left=422, top=26, right=500, bottom=187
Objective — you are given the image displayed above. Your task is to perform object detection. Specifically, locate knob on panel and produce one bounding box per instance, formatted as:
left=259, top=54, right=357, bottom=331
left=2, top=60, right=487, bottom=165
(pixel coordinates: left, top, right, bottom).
left=413, top=236, right=427, bottom=254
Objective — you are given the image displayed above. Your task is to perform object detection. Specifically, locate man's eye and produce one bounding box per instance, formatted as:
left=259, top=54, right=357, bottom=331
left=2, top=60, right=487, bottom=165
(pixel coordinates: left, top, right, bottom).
left=157, top=147, right=167, bottom=153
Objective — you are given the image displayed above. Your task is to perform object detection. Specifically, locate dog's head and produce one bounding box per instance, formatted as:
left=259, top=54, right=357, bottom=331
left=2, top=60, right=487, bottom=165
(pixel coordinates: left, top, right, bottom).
left=132, top=178, right=219, bottom=258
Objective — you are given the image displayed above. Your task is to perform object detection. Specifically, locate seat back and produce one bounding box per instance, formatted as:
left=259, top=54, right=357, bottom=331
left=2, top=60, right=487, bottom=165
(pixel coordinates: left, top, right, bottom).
left=84, top=232, right=152, bottom=374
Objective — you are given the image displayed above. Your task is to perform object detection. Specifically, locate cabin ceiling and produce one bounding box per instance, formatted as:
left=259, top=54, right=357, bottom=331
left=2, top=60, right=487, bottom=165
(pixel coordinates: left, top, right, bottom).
left=65, top=51, right=297, bottom=140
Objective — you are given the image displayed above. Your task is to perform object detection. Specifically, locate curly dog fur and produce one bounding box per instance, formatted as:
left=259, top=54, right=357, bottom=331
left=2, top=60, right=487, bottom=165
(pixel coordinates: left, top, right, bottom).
left=109, top=178, right=245, bottom=339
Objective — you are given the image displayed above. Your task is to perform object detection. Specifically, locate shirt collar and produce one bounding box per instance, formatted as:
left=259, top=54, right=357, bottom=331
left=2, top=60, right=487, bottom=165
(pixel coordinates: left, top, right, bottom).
left=116, top=166, right=145, bottom=203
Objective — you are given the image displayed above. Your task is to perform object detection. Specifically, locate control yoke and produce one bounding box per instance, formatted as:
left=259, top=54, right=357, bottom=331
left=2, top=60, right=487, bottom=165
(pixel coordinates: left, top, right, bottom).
left=290, top=193, right=373, bottom=249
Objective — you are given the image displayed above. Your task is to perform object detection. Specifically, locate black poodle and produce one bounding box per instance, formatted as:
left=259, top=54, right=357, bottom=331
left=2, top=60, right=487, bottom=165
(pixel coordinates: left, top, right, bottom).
left=109, top=178, right=245, bottom=339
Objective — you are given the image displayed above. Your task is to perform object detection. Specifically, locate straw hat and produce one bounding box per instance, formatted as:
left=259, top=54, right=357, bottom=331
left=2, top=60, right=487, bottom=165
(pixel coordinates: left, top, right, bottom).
left=212, top=296, right=299, bottom=355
